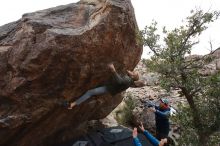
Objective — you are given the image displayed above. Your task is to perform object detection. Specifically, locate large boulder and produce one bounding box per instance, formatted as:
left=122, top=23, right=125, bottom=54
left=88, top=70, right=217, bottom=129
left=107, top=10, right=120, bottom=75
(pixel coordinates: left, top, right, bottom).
left=0, top=0, right=142, bottom=145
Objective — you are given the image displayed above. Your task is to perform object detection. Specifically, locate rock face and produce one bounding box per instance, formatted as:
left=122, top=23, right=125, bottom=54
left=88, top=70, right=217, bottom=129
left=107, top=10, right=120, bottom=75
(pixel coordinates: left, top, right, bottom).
left=189, top=48, right=220, bottom=76
left=0, top=0, right=142, bottom=145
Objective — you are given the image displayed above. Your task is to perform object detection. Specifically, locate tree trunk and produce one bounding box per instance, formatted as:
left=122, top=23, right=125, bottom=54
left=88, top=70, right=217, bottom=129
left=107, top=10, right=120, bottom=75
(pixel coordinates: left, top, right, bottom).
left=182, top=87, right=208, bottom=145
left=198, top=134, right=209, bottom=146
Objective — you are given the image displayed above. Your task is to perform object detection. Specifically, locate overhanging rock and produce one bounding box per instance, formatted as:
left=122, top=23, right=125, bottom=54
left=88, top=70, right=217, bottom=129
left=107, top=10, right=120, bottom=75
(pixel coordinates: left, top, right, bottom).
left=0, top=0, right=142, bottom=145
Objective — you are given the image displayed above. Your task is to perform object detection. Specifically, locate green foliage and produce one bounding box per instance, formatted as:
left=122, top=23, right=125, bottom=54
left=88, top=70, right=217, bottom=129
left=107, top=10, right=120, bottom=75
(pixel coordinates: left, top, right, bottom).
left=173, top=104, right=199, bottom=145
left=141, top=9, right=220, bottom=146
left=174, top=97, right=220, bottom=146
left=140, top=21, right=161, bottom=55
left=115, top=94, right=137, bottom=127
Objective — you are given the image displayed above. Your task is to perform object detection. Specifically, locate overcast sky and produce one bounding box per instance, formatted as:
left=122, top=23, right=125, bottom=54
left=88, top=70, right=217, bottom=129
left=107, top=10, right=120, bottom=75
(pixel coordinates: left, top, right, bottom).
left=0, top=0, right=219, bottom=58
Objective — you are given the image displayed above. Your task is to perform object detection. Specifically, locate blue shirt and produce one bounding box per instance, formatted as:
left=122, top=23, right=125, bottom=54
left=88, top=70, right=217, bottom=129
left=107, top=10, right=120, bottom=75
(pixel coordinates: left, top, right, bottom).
left=133, top=130, right=160, bottom=146
left=155, top=106, right=170, bottom=136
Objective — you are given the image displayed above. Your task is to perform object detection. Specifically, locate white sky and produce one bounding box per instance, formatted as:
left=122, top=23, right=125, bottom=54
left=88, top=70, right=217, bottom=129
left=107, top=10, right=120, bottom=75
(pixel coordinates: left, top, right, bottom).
left=0, top=0, right=220, bottom=58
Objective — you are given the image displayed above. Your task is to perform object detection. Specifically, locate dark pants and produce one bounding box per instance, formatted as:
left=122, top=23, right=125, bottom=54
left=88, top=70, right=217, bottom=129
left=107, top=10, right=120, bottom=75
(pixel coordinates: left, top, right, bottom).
left=156, top=130, right=169, bottom=140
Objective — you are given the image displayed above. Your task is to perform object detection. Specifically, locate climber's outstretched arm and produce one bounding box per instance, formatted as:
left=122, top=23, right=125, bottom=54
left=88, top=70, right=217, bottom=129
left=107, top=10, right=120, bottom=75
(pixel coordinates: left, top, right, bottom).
left=108, top=63, right=124, bottom=83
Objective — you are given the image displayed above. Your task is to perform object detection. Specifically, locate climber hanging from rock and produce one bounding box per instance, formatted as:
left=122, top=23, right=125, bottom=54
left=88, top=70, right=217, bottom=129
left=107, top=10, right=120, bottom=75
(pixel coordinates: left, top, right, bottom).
left=67, top=63, right=145, bottom=109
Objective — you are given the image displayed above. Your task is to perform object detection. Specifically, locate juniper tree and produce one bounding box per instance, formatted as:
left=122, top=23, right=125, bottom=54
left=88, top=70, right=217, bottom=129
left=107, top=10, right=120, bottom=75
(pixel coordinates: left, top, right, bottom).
left=141, top=10, right=220, bottom=145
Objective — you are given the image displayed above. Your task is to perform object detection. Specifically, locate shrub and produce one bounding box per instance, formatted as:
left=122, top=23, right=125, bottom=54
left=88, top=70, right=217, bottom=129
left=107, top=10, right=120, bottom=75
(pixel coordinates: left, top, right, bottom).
left=115, top=94, right=137, bottom=127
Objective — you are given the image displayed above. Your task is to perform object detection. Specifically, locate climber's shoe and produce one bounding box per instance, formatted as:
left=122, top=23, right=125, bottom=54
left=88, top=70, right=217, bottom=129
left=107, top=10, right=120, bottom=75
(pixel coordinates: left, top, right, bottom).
left=61, top=100, right=70, bottom=108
